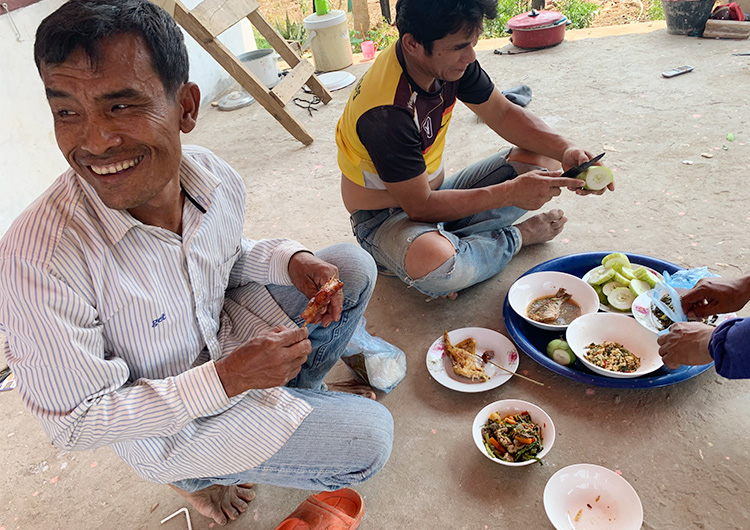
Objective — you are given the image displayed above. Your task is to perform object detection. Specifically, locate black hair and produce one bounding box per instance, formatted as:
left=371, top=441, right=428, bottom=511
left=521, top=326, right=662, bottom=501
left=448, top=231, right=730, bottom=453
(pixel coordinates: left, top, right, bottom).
left=34, top=0, right=189, bottom=97
left=395, top=0, right=497, bottom=54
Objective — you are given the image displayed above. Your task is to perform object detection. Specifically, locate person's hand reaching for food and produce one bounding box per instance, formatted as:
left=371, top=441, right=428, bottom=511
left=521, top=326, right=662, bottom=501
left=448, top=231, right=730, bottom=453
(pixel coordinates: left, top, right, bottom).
left=681, top=275, right=750, bottom=319
left=657, top=321, right=714, bottom=368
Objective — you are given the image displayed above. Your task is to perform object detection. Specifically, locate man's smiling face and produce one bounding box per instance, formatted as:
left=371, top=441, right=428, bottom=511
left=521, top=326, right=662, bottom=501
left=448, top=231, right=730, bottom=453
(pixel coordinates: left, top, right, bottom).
left=40, top=32, right=189, bottom=213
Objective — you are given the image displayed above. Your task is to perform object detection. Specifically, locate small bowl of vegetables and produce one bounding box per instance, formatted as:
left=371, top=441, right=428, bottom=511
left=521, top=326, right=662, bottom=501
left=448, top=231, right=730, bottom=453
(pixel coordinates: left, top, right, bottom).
left=472, top=399, right=556, bottom=467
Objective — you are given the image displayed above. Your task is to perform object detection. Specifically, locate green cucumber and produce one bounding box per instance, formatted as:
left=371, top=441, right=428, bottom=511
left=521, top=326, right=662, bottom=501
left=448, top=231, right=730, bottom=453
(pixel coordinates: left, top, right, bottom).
left=613, top=271, right=631, bottom=287
left=602, top=252, right=629, bottom=265
left=546, top=339, right=576, bottom=365
left=603, top=257, right=630, bottom=271
left=633, top=266, right=659, bottom=288
left=593, top=284, right=608, bottom=304
left=629, top=279, right=650, bottom=297
left=587, top=266, right=615, bottom=285
left=620, top=267, right=635, bottom=281
left=607, top=286, right=635, bottom=311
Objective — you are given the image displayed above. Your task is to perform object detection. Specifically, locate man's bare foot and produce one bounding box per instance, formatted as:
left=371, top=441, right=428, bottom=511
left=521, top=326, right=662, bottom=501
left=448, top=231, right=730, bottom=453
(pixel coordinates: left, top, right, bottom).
left=439, top=292, right=458, bottom=300
left=169, top=483, right=255, bottom=526
left=515, top=209, right=567, bottom=246
left=327, top=380, right=377, bottom=400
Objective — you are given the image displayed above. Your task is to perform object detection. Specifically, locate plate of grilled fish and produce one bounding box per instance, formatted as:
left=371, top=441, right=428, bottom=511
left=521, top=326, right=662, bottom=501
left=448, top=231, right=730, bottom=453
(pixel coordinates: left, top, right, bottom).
left=426, top=327, right=519, bottom=392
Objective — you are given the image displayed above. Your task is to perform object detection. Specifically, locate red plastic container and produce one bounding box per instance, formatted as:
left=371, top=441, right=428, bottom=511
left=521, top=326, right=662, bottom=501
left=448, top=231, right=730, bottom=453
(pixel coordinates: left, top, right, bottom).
left=506, top=10, right=568, bottom=49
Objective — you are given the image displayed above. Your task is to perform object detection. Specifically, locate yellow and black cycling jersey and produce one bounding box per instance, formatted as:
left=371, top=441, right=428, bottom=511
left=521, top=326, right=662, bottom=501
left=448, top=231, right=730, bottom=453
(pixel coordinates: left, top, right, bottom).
left=335, top=40, right=495, bottom=189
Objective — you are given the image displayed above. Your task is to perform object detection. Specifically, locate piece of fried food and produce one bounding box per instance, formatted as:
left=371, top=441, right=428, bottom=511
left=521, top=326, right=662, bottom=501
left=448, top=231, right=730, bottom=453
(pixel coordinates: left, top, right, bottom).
left=443, top=331, right=490, bottom=382
left=300, top=276, right=344, bottom=324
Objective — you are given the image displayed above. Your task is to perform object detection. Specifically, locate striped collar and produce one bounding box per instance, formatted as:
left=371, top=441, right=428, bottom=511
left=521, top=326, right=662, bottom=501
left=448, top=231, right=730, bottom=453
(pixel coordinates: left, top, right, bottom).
left=74, top=147, right=221, bottom=246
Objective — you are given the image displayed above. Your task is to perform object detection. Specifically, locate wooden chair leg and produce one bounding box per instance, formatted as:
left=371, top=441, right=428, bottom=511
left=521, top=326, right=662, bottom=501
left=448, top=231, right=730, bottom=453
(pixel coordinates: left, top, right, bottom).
left=173, top=2, right=315, bottom=145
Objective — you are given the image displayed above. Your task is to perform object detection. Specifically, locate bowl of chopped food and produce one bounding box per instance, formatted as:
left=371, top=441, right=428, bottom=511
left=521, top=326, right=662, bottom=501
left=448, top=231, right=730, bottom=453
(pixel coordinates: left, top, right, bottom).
left=565, top=313, right=663, bottom=378
left=544, top=463, right=643, bottom=529
left=507, top=271, right=600, bottom=331
left=472, top=399, right=555, bottom=466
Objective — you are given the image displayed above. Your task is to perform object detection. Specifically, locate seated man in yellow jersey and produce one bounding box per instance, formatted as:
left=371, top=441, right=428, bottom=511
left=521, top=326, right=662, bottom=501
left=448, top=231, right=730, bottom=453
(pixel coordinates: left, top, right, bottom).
left=336, top=0, right=614, bottom=299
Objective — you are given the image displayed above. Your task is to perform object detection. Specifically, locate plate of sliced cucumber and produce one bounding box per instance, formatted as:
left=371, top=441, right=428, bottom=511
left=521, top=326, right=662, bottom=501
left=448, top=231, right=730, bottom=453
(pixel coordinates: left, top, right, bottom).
left=503, top=252, right=714, bottom=388
left=581, top=252, right=663, bottom=314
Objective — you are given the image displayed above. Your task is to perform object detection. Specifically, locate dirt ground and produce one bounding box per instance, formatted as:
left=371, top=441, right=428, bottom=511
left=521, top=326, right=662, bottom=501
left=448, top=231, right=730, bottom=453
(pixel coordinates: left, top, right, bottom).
left=257, top=0, right=664, bottom=36
left=2, top=21, right=750, bottom=530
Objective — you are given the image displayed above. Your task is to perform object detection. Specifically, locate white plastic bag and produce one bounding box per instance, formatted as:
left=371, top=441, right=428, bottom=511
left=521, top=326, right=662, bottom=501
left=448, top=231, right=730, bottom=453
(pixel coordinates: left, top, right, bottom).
left=342, top=317, right=406, bottom=393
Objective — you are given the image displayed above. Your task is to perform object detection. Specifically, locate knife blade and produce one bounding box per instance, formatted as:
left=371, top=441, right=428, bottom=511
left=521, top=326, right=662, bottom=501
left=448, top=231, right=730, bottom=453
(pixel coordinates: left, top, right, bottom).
left=561, top=152, right=606, bottom=179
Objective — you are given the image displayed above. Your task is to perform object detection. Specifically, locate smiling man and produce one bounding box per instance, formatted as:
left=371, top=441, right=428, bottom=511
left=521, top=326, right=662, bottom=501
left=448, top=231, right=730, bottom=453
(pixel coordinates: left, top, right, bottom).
left=0, top=0, right=392, bottom=526
left=337, top=0, right=613, bottom=300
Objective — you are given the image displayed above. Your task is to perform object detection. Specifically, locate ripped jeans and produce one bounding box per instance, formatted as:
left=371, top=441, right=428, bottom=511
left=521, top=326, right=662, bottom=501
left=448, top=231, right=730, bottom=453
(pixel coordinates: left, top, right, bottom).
left=350, top=150, right=534, bottom=298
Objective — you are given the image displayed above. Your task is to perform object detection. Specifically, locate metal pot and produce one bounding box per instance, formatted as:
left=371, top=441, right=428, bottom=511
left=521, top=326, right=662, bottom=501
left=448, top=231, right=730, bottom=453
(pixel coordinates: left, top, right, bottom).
left=237, top=49, right=281, bottom=89
left=506, top=10, right=568, bottom=49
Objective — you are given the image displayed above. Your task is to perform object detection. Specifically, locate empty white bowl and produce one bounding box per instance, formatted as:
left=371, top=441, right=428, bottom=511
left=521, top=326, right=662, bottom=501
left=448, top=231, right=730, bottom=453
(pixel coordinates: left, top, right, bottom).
left=472, top=399, right=555, bottom=467
left=566, top=312, right=664, bottom=378
left=544, top=463, right=643, bottom=530
left=508, top=271, right=600, bottom=331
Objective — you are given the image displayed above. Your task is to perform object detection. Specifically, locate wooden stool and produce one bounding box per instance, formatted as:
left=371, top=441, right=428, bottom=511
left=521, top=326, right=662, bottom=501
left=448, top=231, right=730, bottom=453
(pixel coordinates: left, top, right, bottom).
left=154, top=0, right=333, bottom=145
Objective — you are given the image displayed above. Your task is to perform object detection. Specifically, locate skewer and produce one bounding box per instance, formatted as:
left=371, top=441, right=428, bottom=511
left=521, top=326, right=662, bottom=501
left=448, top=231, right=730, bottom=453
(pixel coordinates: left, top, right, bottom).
left=470, top=352, right=546, bottom=387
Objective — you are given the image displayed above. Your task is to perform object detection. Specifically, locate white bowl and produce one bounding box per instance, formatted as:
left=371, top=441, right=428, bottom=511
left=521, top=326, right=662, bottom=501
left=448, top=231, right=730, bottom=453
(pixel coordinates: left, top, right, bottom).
left=544, top=464, right=643, bottom=530
left=566, top=313, right=664, bottom=378
left=472, top=399, right=555, bottom=467
left=508, top=271, right=600, bottom=331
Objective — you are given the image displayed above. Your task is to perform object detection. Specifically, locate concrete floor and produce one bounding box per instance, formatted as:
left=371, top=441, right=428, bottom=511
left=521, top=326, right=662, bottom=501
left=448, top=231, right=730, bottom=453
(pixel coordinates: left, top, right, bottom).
left=2, top=22, right=750, bottom=530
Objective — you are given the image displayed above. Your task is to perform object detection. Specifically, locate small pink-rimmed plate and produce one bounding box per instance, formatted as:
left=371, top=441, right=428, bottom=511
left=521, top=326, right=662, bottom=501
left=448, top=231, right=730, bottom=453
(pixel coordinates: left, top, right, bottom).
left=632, top=289, right=736, bottom=333
left=426, top=327, right=519, bottom=393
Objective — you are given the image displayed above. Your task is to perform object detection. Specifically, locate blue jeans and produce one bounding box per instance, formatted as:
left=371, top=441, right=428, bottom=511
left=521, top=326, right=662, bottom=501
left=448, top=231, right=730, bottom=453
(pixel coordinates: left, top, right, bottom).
left=172, top=243, right=393, bottom=492
left=351, top=150, right=538, bottom=298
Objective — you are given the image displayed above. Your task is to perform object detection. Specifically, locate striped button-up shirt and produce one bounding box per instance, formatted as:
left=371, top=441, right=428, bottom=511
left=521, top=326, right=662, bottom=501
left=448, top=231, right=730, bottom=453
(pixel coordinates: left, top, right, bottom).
left=0, top=146, right=313, bottom=483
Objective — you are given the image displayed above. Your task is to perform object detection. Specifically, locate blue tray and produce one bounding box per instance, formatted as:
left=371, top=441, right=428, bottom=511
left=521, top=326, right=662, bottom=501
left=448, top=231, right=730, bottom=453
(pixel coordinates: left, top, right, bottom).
left=503, top=252, right=714, bottom=389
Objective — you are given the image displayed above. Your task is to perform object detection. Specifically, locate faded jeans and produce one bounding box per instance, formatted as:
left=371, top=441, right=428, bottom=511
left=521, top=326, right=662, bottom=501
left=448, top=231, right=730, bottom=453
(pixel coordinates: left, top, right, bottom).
left=351, top=150, right=536, bottom=298
left=171, top=243, right=393, bottom=492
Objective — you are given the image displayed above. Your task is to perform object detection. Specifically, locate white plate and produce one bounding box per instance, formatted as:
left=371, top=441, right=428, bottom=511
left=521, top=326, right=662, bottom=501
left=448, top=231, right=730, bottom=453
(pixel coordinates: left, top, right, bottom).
left=582, top=264, right=664, bottom=314
left=566, top=313, right=663, bottom=378
left=426, top=327, right=519, bottom=393
left=544, top=464, right=643, bottom=530
left=632, top=289, right=736, bottom=334
left=317, top=71, right=356, bottom=91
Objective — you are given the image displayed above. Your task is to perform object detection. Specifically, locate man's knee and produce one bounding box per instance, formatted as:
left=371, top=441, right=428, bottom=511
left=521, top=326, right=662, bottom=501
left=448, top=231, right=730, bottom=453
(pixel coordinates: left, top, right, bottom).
left=404, top=231, right=456, bottom=280
left=318, top=243, right=377, bottom=300
left=347, top=403, right=394, bottom=483
left=508, top=146, right=561, bottom=171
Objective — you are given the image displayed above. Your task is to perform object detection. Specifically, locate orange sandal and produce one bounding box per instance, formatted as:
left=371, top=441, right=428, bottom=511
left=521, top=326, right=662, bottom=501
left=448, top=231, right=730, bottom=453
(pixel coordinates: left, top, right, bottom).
left=274, top=488, right=365, bottom=530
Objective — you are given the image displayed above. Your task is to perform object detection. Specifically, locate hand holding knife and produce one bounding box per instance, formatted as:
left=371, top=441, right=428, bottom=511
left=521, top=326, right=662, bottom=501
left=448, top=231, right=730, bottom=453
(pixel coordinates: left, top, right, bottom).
left=561, top=152, right=606, bottom=179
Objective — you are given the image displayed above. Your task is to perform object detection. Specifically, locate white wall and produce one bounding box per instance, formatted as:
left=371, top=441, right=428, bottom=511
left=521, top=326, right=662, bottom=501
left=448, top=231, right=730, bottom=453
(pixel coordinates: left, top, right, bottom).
left=0, top=0, right=256, bottom=236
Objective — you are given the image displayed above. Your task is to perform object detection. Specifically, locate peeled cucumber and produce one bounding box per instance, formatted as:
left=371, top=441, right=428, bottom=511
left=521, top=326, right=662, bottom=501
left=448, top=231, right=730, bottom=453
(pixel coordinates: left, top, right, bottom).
left=587, top=266, right=616, bottom=285
left=620, top=267, right=636, bottom=281
left=601, top=281, right=620, bottom=297
left=607, top=286, right=636, bottom=311
left=602, top=253, right=631, bottom=272
left=633, top=266, right=659, bottom=288
left=629, top=279, right=650, bottom=297
left=579, top=166, right=614, bottom=191
left=613, top=271, right=631, bottom=286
